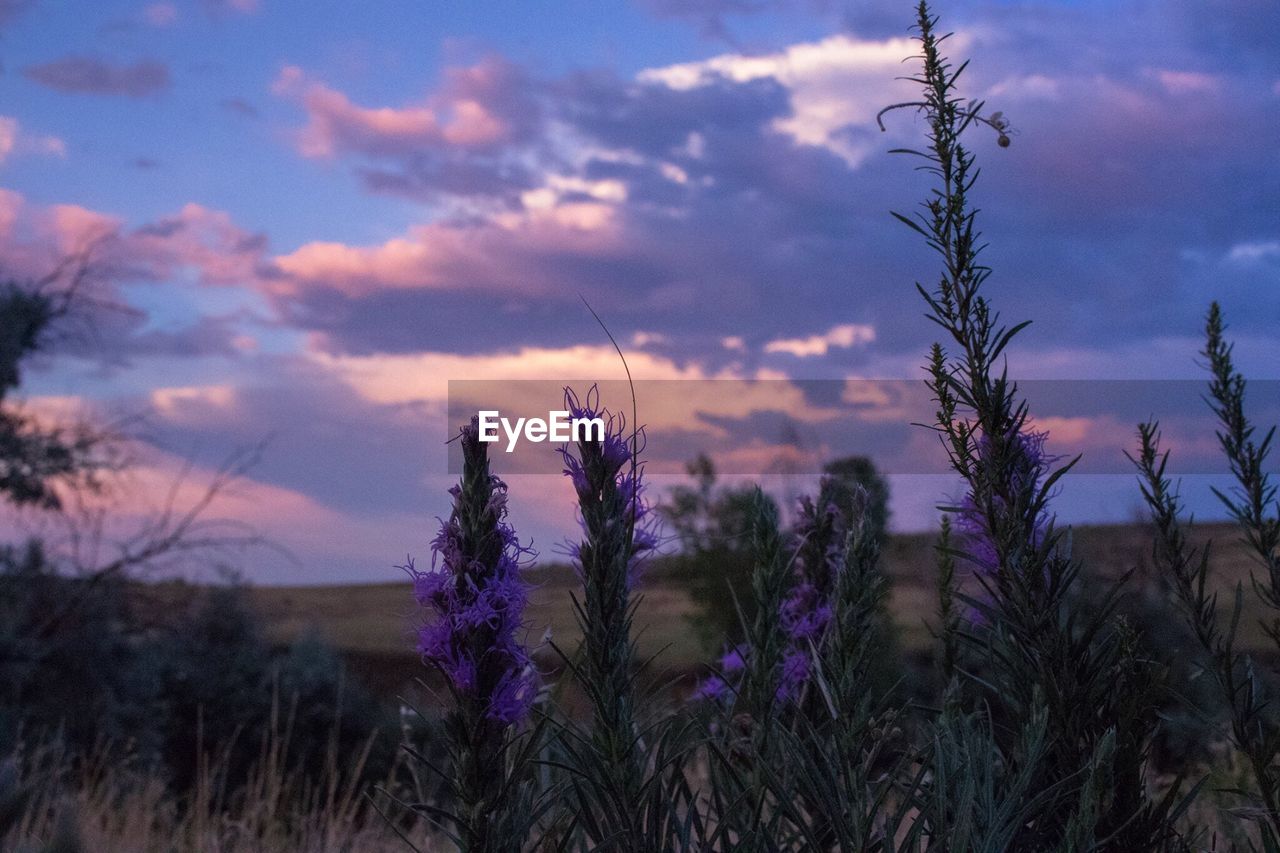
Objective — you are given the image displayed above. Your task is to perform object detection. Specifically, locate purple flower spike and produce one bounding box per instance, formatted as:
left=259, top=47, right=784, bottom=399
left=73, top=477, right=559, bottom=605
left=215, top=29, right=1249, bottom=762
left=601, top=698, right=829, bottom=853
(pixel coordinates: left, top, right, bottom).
left=956, top=426, right=1054, bottom=571
left=767, top=481, right=847, bottom=703
left=558, top=385, right=658, bottom=586
left=408, top=418, right=537, bottom=728
left=955, top=425, right=1057, bottom=622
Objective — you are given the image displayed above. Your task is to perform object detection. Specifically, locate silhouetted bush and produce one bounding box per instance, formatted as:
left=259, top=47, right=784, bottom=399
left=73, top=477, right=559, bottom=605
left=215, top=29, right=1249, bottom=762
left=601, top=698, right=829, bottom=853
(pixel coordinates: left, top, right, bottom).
left=0, top=542, right=160, bottom=760
left=0, top=549, right=397, bottom=802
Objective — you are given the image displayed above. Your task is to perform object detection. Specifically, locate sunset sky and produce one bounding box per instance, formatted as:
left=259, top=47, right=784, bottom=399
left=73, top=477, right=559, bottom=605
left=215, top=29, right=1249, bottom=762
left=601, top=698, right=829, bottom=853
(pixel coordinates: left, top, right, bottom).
left=2, top=0, right=1277, bottom=583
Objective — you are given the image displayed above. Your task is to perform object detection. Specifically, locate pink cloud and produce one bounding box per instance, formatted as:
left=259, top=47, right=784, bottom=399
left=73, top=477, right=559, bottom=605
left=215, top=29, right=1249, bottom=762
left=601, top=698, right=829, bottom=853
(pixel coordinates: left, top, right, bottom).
left=126, top=203, right=268, bottom=286
left=48, top=203, right=120, bottom=252
left=1152, top=69, right=1221, bottom=96
left=273, top=57, right=521, bottom=160
left=0, top=429, right=405, bottom=584
left=0, top=116, right=65, bottom=165
left=271, top=206, right=627, bottom=298
left=0, top=188, right=22, bottom=237
left=764, top=323, right=875, bottom=357
left=0, top=118, right=14, bottom=163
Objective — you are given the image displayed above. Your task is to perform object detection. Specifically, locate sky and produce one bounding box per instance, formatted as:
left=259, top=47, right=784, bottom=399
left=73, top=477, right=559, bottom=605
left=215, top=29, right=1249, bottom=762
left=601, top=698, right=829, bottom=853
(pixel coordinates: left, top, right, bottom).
left=1, top=0, right=1277, bottom=584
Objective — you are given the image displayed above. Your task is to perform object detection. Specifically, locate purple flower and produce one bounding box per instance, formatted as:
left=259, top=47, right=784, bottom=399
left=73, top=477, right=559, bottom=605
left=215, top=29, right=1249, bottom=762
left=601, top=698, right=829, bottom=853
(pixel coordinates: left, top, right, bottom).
left=721, top=645, right=746, bottom=673
left=488, top=666, right=537, bottom=724
left=953, top=426, right=1057, bottom=623
left=558, top=385, right=658, bottom=586
left=408, top=418, right=536, bottom=728
left=780, top=581, right=833, bottom=642
left=768, top=483, right=846, bottom=702
left=955, top=426, right=1054, bottom=575
left=777, top=650, right=810, bottom=703
left=690, top=645, right=749, bottom=705
left=692, top=675, right=730, bottom=703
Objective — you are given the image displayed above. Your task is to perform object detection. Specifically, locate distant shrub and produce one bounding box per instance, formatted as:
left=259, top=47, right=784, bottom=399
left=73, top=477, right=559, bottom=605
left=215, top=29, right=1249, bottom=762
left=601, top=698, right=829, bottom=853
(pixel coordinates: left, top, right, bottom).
left=155, top=584, right=274, bottom=792
left=0, top=549, right=397, bottom=803
left=0, top=541, right=160, bottom=760
left=274, top=633, right=398, bottom=784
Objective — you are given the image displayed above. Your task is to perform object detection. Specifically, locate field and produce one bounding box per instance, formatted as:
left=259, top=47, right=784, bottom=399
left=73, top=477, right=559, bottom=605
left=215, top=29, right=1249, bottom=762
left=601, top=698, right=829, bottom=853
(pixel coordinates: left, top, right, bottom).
left=244, top=521, right=1266, bottom=698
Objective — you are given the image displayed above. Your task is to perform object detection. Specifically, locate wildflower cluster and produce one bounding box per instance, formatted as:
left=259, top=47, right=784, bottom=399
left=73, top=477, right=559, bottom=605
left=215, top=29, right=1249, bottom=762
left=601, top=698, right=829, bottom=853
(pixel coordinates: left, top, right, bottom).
left=693, top=484, right=846, bottom=706
left=389, top=5, right=1280, bottom=848
left=411, top=419, right=536, bottom=725
left=404, top=417, right=541, bottom=852
left=776, top=488, right=844, bottom=700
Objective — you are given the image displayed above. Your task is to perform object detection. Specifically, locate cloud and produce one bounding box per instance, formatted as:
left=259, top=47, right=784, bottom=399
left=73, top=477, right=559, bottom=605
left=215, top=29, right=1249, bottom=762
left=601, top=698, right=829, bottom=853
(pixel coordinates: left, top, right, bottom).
left=0, top=116, right=67, bottom=165
left=311, top=344, right=732, bottom=408
left=638, top=33, right=925, bottom=165
left=1227, top=241, right=1280, bottom=264
left=0, top=193, right=275, bottom=368
left=271, top=201, right=629, bottom=301
left=272, top=57, right=543, bottom=202
left=126, top=203, right=270, bottom=286
left=219, top=97, right=259, bottom=119
left=6, top=197, right=268, bottom=298
left=47, top=12, right=1263, bottom=372
left=764, top=323, right=875, bottom=357
left=1150, top=68, right=1221, bottom=95
left=987, top=74, right=1060, bottom=101
left=2, top=424, right=404, bottom=585
left=24, top=56, right=171, bottom=97
left=0, top=118, right=13, bottom=163
left=257, top=57, right=897, bottom=357
left=0, top=187, right=22, bottom=237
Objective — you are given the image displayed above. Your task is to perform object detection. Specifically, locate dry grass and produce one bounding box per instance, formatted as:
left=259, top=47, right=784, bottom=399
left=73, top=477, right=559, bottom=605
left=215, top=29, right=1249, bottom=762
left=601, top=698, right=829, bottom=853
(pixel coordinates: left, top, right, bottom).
left=2, top=703, right=441, bottom=853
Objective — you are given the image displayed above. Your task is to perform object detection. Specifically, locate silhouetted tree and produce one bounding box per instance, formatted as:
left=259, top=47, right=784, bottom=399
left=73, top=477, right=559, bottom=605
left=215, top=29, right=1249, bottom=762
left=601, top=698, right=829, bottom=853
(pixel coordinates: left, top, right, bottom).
left=822, top=455, right=890, bottom=542
left=0, top=272, right=106, bottom=509
left=661, top=454, right=781, bottom=646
